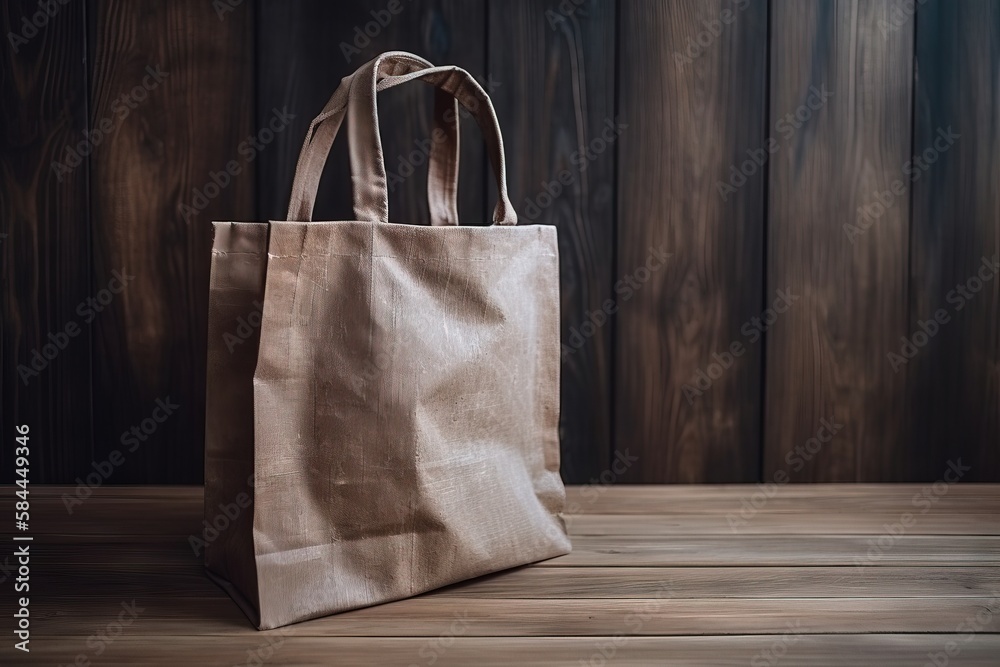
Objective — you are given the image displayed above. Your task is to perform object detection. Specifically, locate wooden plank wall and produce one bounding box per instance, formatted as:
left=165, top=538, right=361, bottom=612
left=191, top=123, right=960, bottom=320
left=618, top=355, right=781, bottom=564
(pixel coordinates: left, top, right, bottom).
left=765, top=0, right=914, bottom=481
left=1, top=0, right=94, bottom=481
left=86, top=0, right=256, bottom=484
left=487, top=0, right=616, bottom=482
left=2, top=0, right=998, bottom=484
left=2, top=0, right=256, bottom=484
left=255, top=0, right=487, bottom=224
left=615, top=0, right=767, bottom=482
left=906, top=0, right=1000, bottom=483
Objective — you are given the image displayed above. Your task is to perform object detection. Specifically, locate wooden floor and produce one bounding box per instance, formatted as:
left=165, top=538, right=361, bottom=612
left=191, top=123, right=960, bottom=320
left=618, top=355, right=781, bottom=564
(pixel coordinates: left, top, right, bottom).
left=4, top=485, right=1000, bottom=665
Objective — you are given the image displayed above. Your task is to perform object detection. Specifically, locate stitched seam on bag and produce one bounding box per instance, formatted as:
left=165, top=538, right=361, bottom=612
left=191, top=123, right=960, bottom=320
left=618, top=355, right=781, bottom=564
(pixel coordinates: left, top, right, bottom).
left=367, top=224, right=376, bottom=453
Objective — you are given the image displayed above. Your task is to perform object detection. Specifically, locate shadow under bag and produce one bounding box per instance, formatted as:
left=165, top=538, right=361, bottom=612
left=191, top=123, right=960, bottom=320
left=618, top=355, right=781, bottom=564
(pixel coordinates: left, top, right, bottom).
left=203, top=51, right=571, bottom=630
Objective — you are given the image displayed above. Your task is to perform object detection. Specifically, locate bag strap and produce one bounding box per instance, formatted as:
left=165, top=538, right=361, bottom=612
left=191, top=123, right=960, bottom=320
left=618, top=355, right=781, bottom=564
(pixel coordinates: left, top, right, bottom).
left=347, top=57, right=517, bottom=226
left=286, top=52, right=460, bottom=224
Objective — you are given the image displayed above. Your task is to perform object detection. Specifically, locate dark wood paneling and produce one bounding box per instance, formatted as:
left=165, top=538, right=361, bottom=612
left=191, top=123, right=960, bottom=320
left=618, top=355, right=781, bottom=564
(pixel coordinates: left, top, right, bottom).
left=488, top=0, right=615, bottom=483
left=615, top=0, right=767, bottom=482
left=765, top=0, right=913, bottom=481
left=256, top=0, right=486, bottom=224
left=1, top=1, right=93, bottom=482
left=5, top=0, right=1000, bottom=484
left=907, top=0, right=1000, bottom=481
left=11, top=485, right=1000, bottom=665
left=87, top=0, right=256, bottom=482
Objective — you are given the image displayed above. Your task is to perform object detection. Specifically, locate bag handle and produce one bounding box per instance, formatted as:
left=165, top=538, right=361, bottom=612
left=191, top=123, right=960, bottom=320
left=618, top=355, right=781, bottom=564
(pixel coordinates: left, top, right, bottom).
left=286, top=53, right=460, bottom=224
left=346, top=54, right=517, bottom=226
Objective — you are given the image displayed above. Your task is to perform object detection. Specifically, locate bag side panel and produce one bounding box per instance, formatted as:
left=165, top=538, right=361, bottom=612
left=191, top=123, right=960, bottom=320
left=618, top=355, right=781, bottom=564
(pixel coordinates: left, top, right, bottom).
left=204, top=220, right=269, bottom=624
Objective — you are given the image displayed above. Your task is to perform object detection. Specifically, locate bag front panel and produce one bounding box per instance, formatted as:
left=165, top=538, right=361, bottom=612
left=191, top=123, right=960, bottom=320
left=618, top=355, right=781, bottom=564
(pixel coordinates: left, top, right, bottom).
left=251, top=220, right=568, bottom=628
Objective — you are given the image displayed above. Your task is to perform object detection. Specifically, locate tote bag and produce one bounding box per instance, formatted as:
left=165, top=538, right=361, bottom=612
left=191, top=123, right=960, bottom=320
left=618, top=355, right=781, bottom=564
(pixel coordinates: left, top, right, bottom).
left=203, top=51, right=571, bottom=630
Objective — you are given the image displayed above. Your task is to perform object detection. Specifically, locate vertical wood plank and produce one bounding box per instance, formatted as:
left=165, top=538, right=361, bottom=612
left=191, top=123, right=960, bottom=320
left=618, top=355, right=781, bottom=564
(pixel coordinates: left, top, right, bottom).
left=615, top=0, right=767, bottom=482
left=256, top=0, right=486, bottom=225
left=488, top=0, right=615, bottom=483
left=88, top=0, right=256, bottom=482
left=0, top=1, right=93, bottom=482
left=907, top=0, right=1000, bottom=481
left=765, top=0, right=913, bottom=481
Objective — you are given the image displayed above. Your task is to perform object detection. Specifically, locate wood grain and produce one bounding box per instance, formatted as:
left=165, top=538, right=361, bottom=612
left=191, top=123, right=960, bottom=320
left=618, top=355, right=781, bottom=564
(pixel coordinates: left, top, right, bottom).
left=488, top=0, right=616, bottom=483
left=26, top=495, right=1000, bottom=535
left=433, top=565, right=1000, bottom=599
left=5, top=1, right=1000, bottom=487
left=256, top=0, right=486, bottom=224
left=20, top=532, right=999, bottom=567
left=3, top=485, right=1000, bottom=665
left=16, top=484, right=1000, bottom=546
left=906, top=0, right=1000, bottom=481
left=566, top=511, right=1000, bottom=535
left=10, top=635, right=1000, bottom=667
left=0, top=0, right=93, bottom=482
left=25, top=566, right=1000, bottom=600
left=615, top=0, right=768, bottom=482
left=87, top=0, right=256, bottom=482
left=765, top=0, right=914, bottom=481
left=543, top=534, right=1000, bottom=567
left=28, top=596, right=1000, bottom=637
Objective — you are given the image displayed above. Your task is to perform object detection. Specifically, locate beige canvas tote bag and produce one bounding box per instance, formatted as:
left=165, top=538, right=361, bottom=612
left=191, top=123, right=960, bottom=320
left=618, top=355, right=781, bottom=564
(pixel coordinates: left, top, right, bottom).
left=203, top=51, right=571, bottom=630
